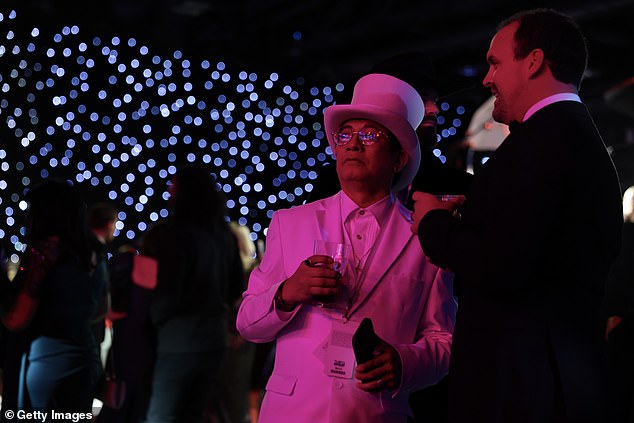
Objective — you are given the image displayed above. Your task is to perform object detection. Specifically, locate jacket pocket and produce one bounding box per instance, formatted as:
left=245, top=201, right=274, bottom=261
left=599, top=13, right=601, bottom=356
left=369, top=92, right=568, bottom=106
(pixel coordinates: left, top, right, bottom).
left=265, top=373, right=297, bottom=396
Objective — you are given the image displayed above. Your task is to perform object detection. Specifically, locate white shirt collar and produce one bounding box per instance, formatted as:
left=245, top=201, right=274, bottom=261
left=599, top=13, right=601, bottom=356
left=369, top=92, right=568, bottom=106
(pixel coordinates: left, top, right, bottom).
left=340, top=191, right=393, bottom=226
left=522, top=93, right=581, bottom=122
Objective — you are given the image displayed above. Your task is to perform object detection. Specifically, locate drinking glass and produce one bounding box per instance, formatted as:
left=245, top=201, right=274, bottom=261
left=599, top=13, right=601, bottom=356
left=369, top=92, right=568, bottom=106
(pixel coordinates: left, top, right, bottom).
left=312, top=240, right=351, bottom=308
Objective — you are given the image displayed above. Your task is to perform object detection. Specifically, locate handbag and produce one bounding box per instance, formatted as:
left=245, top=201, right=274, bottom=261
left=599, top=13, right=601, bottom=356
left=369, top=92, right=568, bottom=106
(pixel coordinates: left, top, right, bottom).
left=101, top=322, right=127, bottom=409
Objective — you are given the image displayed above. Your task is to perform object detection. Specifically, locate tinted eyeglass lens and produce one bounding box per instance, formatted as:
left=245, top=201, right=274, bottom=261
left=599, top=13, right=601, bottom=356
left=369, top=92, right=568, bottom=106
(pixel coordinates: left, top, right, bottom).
left=336, top=128, right=354, bottom=145
left=358, top=128, right=382, bottom=143
left=334, top=127, right=382, bottom=146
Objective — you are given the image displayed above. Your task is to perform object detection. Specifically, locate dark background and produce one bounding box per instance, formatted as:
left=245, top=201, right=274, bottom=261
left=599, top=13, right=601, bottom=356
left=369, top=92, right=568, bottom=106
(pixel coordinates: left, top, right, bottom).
left=16, top=0, right=634, bottom=117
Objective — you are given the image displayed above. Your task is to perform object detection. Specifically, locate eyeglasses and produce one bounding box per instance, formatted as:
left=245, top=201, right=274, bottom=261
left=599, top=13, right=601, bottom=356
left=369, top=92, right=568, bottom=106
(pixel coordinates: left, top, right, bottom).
left=332, top=127, right=387, bottom=146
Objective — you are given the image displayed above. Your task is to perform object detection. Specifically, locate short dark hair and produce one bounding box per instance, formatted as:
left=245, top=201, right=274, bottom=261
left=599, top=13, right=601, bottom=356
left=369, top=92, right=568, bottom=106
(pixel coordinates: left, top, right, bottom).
left=26, top=179, right=94, bottom=270
left=171, top=164, right=228, bottom=232
left=498, top=8, right=588, bottom=89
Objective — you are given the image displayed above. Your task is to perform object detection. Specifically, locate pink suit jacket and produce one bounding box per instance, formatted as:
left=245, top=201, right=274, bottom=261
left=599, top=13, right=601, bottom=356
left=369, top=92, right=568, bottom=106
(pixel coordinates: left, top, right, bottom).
left=236, top=192, right=456, bottom=423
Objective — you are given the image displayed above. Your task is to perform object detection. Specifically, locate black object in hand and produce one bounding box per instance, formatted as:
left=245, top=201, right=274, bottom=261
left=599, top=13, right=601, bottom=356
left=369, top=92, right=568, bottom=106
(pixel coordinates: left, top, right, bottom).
left=352, top=317, right=381, bottom=364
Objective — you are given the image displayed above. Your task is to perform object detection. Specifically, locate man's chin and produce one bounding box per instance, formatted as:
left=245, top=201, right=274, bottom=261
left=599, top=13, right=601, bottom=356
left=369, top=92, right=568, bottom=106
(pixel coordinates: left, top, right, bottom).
left=338, top=170, right=370, bottom=184
left=491, top=108, right=506, bottom=125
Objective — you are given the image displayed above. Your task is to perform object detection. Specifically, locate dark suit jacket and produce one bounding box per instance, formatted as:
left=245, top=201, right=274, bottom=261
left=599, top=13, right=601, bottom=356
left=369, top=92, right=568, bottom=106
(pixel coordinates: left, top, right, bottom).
left=419, top=101, right=623, bottom=423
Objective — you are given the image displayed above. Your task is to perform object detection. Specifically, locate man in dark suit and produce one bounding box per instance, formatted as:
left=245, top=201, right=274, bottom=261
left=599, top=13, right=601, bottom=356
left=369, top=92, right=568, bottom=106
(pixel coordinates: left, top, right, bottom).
left=411, top=8, right=623, bottom=423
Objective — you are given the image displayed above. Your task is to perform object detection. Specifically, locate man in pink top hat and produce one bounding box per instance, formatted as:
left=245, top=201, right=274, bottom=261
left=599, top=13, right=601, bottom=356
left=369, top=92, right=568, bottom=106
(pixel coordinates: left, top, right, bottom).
left=237, top=73, right=456, bottom=423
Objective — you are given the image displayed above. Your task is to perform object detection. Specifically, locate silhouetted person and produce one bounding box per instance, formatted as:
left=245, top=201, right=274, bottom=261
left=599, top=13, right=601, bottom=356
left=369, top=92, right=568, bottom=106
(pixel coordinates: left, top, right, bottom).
left=144, top=165, right=244, bottom=423
left=97, top=237, right=158, bottom=423
left=2, top=179, right=106, bottom=414
left=88, top=202, right=119, bottom=353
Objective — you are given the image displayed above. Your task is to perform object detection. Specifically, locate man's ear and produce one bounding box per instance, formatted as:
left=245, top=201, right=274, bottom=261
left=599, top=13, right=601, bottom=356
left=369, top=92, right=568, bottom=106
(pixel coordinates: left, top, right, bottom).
left=526, top=48, right=546, bottom=78
left=393, top=150, right=408, bottom=173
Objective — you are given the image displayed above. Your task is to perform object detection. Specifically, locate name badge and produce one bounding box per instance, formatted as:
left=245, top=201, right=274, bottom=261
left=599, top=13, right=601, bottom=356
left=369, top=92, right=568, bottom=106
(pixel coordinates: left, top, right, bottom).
left=324, top=320, right=356, bottom=379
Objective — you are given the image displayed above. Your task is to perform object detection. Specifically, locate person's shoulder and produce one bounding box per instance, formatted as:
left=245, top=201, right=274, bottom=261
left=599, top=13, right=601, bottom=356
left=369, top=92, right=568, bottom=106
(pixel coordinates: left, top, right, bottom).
left=156, top=219, right=196, bottom=238
left=530, top=101, right=590, bottom=129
